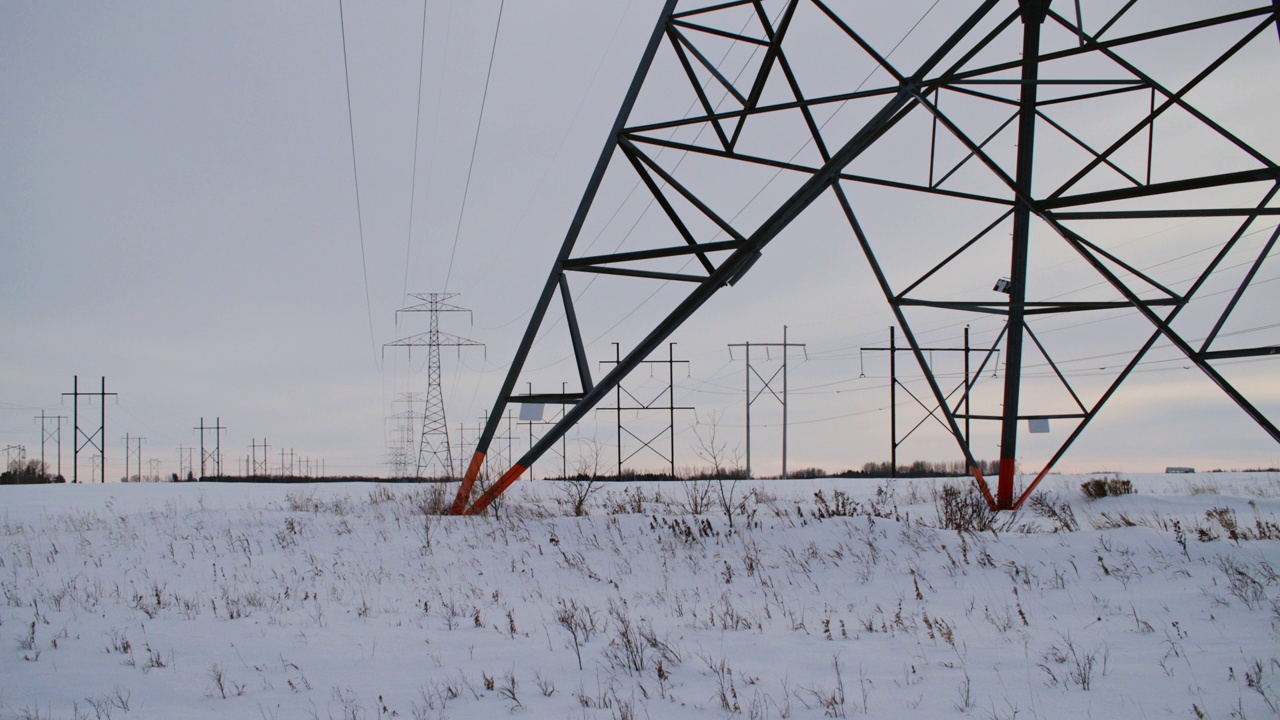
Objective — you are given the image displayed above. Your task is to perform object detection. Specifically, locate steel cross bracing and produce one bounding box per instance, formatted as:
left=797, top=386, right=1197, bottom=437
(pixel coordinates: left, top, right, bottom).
left=63, top=376, right=115, bottom=484
left=454, top=0, right=1280, bottom=515
left=598, top=342, right=694, bottom=477
left=860, top=326, right=1001, bottom=479
left=729, top=327, right=806, bottom=479
left=385, top=294, right=483, bottom=479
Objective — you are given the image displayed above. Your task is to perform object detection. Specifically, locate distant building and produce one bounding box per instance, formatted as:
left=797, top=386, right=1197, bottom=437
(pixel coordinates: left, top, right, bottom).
left=1165, top=466, right=1196, bottom=474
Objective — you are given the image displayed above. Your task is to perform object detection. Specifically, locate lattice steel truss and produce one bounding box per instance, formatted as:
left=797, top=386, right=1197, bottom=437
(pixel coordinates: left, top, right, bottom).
left=386, top=393, right=422, bottom=479
left=454, top=0, right=1280, bottom=514
left=386, top=294, right=482, bottom=479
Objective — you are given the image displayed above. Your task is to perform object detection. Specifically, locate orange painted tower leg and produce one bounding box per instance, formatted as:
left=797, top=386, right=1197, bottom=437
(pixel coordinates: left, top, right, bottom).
left=452, top=451, right=485, bottom=515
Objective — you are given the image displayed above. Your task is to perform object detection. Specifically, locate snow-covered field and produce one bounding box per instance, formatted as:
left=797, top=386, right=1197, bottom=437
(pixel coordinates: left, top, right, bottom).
left=2, top=473, right=1278, bottom=720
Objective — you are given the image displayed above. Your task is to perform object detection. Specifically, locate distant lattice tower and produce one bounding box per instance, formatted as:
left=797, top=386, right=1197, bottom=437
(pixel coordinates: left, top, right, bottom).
left=386, top=392, right=422, bottom=478
left=385, top=294, right=482, bottom=479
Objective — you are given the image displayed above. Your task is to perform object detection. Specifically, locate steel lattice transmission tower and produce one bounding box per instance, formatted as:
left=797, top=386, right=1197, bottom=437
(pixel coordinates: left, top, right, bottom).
left=386, top=393, right=422, bottom=479
left=386, top=294, right=482, bottom=479
left=453, top=0, right=1279, bottom=515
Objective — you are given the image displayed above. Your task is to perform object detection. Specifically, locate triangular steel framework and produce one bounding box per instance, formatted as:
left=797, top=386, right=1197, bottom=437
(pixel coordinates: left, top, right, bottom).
left=454, top=0, right=1280, bottom=514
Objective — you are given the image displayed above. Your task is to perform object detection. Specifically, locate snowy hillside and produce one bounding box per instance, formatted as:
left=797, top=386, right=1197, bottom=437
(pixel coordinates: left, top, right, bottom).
left=2, top=474, right=1278, bottom=719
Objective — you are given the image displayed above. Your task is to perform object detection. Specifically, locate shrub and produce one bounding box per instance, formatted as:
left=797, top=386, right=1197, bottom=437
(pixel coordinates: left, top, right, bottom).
left=556, top=474, right=605, bottom=517
left=1197, top=505, right=1280, bottom=543
left=932, top=482, right=995, bottom=532
left=1028, top=493, right=1079, bottom=532
left=1081, top=477, right=1134, bottom=500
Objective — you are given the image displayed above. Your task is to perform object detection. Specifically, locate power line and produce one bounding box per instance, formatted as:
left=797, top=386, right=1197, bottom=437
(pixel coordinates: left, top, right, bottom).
left=443, top=0, right=506, bottom=292
left=337, top=0, right=380, bottom=370
left=459, top=1, right=640, bottom=298
left=400, top=0, right=432, bottom=310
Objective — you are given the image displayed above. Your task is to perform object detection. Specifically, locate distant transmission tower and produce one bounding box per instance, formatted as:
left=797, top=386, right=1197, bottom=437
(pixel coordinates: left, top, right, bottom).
left=386, top=392, right=423, bottom=478
left=385, top=294, right=482, bottom=479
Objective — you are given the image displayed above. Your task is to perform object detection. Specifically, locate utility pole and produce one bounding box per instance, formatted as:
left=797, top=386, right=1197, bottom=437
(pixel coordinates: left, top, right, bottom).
left=178, top=446, right=193, bottom=480
left=384, top=294, right=483, bottom=478
left=194, top=418, right=227, bottom=478
left=148, top=458, right=161, bottom=482
left=36, top=411, right=66, bottom=480
left=3, top=445, right=26, bottom=473
left=62, top=376, right=116, bottom=483
left=250, top=439, right=269, bottom=476
left=476, top=413, right=491, bottom=481
left=516, top=383, right=576, bottom=481
left=519, top=415, right=538, bottom=482
left=729, top=327, right=806, bottom=479
left=516, top=414, right=571, bottom=481
left=598, top=342, right=692, bottom=476
left=122, top=434, right=144, bottom=482
left=861, top=326, right=1000, bottom=477
left=277, top=447, right=296, bottom=476
left=455, top=423, right=476, bottom=478
left=497, top=409, right=516, bottom=479
left=215, top=417, right=224, bottom=476
left=475, top=409, right=515, bottom=482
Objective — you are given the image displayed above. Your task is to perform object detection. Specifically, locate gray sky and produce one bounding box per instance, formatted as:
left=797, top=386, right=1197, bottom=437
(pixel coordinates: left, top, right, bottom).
left=3, top=0, right=1278, bottom=482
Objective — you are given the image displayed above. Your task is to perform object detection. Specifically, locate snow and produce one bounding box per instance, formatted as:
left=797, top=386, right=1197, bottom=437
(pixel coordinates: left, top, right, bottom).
left=2, top=473, right=1279, bottom=719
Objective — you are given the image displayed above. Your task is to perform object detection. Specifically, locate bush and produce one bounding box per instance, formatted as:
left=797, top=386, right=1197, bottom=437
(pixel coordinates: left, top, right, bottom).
left=1027, top=493, right=1079, bottom=532
left=1080, top=477, right=1134, bottom=500
left=933, top=482, right=995, bottom=532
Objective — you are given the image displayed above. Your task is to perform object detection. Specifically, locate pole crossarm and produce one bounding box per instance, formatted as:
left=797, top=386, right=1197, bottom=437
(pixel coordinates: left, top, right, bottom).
left=454, top=0, right=1280, bottom=514
left=396, top=292, right=471, bottom=316
left=384, top=331, right=484, bottom=349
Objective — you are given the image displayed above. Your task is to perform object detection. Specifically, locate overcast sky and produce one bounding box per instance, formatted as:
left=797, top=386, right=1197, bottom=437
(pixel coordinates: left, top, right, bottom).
left=3, top=0, right=1277, bottom=483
